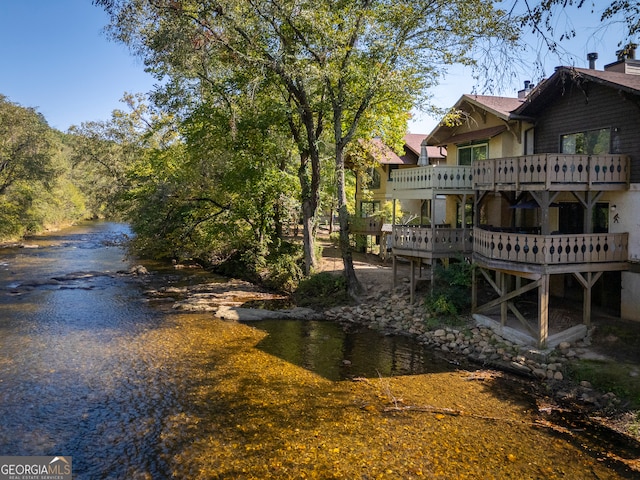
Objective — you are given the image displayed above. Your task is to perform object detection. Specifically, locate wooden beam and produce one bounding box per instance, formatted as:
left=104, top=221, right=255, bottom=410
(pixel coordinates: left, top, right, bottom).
left=507, top=301, right=536, bottom=335
left=500, top=272, right=508, bottom=327
left=474, top=277, right=541, bottom=313
left=538, top=274, right=549, bottom=346
left=574, top=271, right=602, bottom=327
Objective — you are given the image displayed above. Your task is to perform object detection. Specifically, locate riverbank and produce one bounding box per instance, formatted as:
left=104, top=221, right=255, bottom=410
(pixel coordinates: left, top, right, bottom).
left=316, top=241, right=640, bottom=452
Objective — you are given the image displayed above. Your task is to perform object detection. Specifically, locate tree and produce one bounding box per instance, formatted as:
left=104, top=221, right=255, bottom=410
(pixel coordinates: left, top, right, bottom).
left=522, top=0, right=639, bottom=55
left=95, top=0, right=521, bottom=296
left=0, top=95, right=56, bottom=196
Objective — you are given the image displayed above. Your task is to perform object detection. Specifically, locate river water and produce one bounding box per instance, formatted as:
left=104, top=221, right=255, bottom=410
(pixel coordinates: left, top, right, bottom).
left=0, top=222, right=636, bottom=479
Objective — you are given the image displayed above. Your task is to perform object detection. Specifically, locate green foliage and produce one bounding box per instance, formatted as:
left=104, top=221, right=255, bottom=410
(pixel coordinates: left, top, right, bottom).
left=293, top=272, right=350, bottom=308
left=213, top=240, right=305, bottom=293
left=0, top=96, right=97, bottom=241
left=424, top=257, right=474, bottom=317
left=568, top=359, right=640, bottom=409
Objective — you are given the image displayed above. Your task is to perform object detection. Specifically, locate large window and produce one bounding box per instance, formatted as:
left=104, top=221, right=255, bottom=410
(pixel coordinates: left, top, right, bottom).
left=457, top=142, right=488, bottom=165
left=561, top=128, right=610, bottom=155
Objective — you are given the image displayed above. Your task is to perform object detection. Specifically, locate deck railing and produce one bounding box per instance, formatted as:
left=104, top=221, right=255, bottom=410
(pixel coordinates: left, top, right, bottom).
left=473, top=227, right=628, bottom=265
left=473, top=154, right=630, bottom=190
left=392, top=225, right=473, bottom=254
left=390, top=165, right=473, bottom=191
left=350, top=216, right=383, bottom=235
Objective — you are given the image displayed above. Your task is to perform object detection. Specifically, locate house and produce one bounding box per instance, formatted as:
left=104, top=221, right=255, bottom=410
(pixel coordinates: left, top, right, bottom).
left=416, top=52, right=640, bottom=347
left=386, top=94, right=529, bottom=300
left=350, top=134, right=445, bottom=244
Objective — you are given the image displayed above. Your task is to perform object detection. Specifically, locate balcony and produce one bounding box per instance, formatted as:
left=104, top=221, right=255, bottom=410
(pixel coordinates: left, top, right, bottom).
left=349, top=216, right=383, bottom=235
left=473, top=154, right=630, bottom=192
left=390, top=165, right=473, bottom=197
left=392, top=225, right=473, bottom=258
left=473, top=227, right=629, bottom=272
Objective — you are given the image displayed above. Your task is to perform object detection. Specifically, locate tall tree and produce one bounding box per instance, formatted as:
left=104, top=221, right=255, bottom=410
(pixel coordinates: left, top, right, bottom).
left=96, top=0, right=521, bottom=296
left=0, top=95, right=56, bottom=196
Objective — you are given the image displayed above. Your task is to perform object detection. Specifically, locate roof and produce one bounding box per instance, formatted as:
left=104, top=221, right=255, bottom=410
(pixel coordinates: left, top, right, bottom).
left=364, top=138, right=404, bottom=165
left=403, top=133, right=427, bottom=156
left=460, top=94, right=524, bottom=120
left=437, top=125, right=507, bottom=146
left=516, top=66, right=640, bottom=116
left=426, top=94, right=524, bottom=146
left=355, top=133, right=446, bottom=166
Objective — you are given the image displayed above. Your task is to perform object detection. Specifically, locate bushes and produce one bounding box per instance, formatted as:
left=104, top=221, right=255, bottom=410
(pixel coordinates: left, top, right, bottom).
left=293, top=272, right=349, bottom=308
left=213, top=240, right=305, bottom=293
left=424, top=257, right=474, bottom=317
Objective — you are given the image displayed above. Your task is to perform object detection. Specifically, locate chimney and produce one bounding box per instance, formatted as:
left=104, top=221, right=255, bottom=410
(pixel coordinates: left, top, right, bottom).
left=605, top=43, right=640, bottom=74
left=587, top=52, right=598, bottom=69
left=518, top=80, right=534, bottom=99
left=418, top=142, right=429, bottom=166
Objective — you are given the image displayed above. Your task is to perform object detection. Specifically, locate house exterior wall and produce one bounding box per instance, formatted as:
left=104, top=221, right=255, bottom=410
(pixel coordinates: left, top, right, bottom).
left=611, top=188, right=640, bottom=321
left=533, top=80, right=640, bottom=321
left=533, top=81, right=640, bottom=183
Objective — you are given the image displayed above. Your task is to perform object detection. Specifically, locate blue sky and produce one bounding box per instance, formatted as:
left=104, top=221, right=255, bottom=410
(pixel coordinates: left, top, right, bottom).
left=0, top=1, right=633, bottom=134
left=0, top=0, right=155, bottom=131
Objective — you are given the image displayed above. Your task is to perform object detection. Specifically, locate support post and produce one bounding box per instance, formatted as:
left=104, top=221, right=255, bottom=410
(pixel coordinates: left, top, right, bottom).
left=583, top=272, right=592, bottom=326
left=500, top=272, right=508, bottom=327
left=538, top=274, right=549, bottom=347
left=471, top=265, right=477, bottom=312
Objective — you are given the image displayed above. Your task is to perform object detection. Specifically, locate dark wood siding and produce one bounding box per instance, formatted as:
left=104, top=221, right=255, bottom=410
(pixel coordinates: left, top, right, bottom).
left=534, top=81, right=640, bottom=183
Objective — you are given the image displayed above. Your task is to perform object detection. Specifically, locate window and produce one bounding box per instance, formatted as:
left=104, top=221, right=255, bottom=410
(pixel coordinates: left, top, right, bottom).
left=359, top=201, right=380, bottom=217
left=561, top=128, right=611, bottom=154
left=457, top=142, right=488, bottom=165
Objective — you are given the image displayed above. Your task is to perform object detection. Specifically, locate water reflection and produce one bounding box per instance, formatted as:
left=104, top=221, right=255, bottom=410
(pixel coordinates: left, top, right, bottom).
left=251, top=319, right=451, bottom=381
left=0, top=222, right=636, bottom=479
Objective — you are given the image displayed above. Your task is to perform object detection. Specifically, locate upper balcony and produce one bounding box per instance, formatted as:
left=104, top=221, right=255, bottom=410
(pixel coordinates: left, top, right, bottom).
left=389, top=165, right=473, bottom=198
left=473, top=154, right=630, bottom=192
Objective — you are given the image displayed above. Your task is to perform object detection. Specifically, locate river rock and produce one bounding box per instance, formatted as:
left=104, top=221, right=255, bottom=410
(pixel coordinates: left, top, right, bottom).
left=215, top=305, right=322, bottom=321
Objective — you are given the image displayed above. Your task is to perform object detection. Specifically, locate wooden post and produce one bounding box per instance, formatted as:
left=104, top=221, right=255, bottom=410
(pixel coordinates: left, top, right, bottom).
left=500, top=272, right=508, bottom=327
left=538, top=274, right=549, bottom=347
left=392, top=254, right=397, bottom=288
left=583, top=272, right=592, bottom=326
left=472, top=265, right=477, bottom=312
left=410, top=259, right=416, bottom=304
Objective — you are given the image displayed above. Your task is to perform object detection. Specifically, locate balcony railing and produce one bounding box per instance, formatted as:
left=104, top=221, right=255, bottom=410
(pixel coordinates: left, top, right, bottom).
left=392, top=225, right=473, bottom=254
left=473, top=227, right=628, bottom=266
left=473, top=154, right=630, bottom=191
left=390, top=165, right=473, bottom=192
left=349, top=216, right=383, bottom=235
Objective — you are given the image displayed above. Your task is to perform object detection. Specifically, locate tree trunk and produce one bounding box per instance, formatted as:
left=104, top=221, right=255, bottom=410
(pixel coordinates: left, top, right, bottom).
left=298, top=152, right=319, bottom=275
left=335, top=146, right=362, bottom=297
left=301, top=198, right=317, bottom=274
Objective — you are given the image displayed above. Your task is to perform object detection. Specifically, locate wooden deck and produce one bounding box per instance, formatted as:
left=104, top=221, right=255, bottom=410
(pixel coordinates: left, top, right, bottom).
left=391, top=225, right=473, bottom=258
left=473, top=154, right=630, bottom=191
left=390, top=165, right=473, bottom=198
left=473, top=227, right=629, bottom=273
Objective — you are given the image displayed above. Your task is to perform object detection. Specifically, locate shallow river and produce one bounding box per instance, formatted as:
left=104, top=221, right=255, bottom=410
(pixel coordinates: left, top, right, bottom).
left=0, top=222, right=636, bottom=478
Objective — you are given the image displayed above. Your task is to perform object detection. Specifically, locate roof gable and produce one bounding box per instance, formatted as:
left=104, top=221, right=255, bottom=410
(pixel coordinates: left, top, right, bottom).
left=426, top=94, right=524, bottom=146
left=515, top=66, right=640, bottom=116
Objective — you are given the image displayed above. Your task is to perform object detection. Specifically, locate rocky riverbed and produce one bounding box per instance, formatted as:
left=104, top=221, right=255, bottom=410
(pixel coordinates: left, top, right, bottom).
left=324, top=279, right=624, bottom=412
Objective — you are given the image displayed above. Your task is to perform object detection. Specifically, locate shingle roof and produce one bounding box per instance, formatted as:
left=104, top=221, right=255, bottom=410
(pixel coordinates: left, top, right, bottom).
left=460, top=94, right=524, bottom=120
left=425, top=94, right=524, bottom=146
left=364, top=137, right=404, bottom=165
left=403, top=133, right=427, bottom=156
left=516, top=66, right=640, bottom=116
